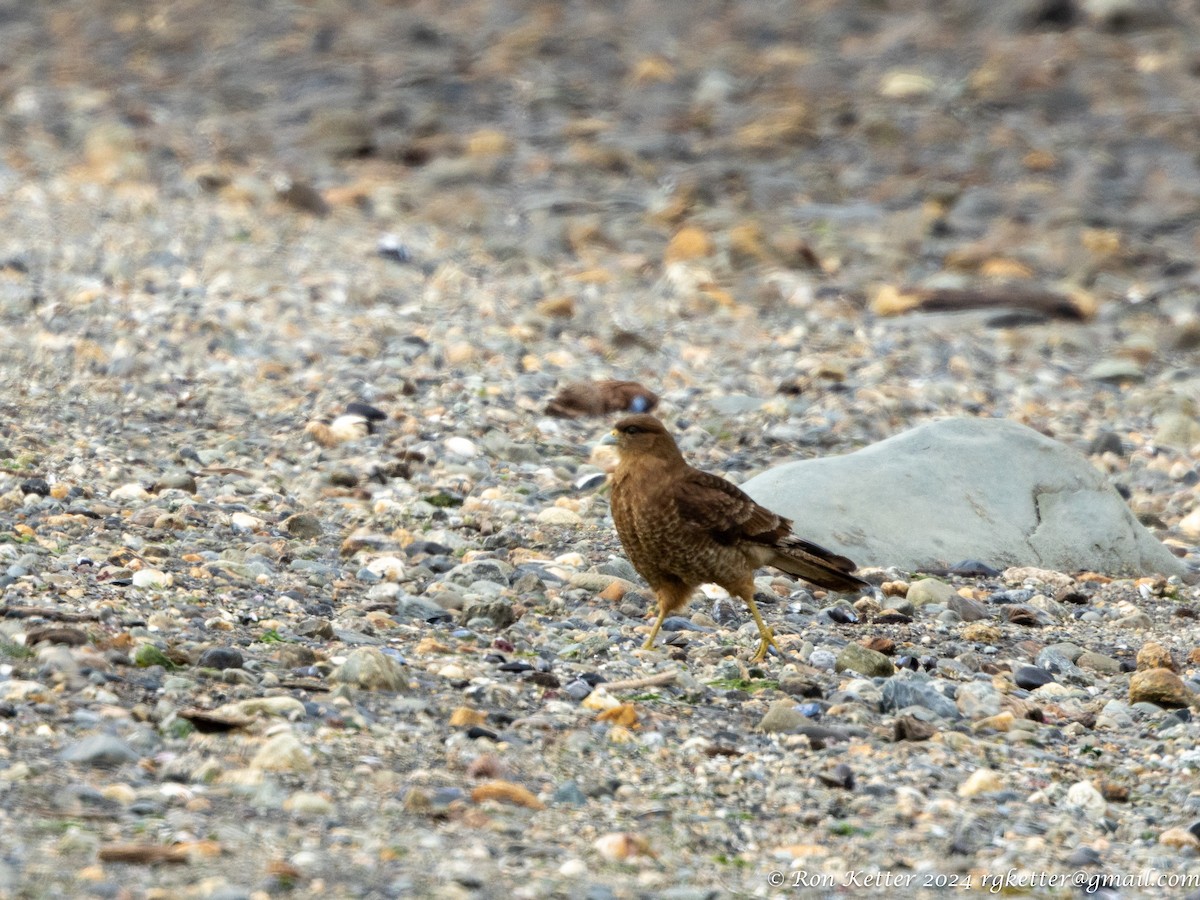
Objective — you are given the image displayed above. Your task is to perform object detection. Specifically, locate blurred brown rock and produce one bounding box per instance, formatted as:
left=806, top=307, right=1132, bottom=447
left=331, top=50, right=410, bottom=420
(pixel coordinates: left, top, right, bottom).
left=545, top=380, right=659, bottom=419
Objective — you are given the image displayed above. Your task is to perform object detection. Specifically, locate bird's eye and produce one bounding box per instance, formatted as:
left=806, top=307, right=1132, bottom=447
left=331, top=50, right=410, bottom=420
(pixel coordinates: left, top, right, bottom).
left=623, top=425, right=641, bottom=434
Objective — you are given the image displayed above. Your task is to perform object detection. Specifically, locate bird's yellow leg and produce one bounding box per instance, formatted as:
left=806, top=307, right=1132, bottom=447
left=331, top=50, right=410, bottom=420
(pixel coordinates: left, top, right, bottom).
left=642, top=601, right=668, bottom=650
left=743, top=591, right=786, bottom=663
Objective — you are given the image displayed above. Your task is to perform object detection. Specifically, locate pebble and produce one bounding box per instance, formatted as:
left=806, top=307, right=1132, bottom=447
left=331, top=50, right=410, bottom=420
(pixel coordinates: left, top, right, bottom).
left=907, top=579, right=956, bottom=607
left=283, top=791, right=334, bottom=816
left=283, top=513, right=323, bottom=539
left=947, top=594, right=989, bottom=621
left=973, top=711, right=1015, bottom=732
left=1064, top=781, right=1107, bottom=822
left=250, top=732, right=313, bottom=772
left=110, top=483, right=150, bottom=502
left=1128, top=668, right=1194, bottom=708
left=462, top=597, right=517, bottom=628
left=215, top=697, right=308, bottom=720
left=834, top=643, right=894, bottom=677
left=444, top=437, right=479, bottom=459
left=131, top=568, right=171, bottom=588
left=880, top=675, right=960, bottom=719
left=1076, top=651, right=1123, bottom=675
left=365, top=556, right=406, bottom=581
left=551, top=782, right=588, bottom=806
left=396, top=595, right=452, bottom=623
left=758, top=700, right=808, bottom=734
left=152, top=470, right=197, bottom=493
left=958, top=769, right=1004, bottom=798
left=1013, top=665, right=1054, bottom=689
left=593, top=832, right=655, bottom=863
left=197, top=647, right=244, bottom=670
left=60, top=735, right=140, bottom=767
left=956, top=682, right=1003, bottom=719
left=229, top=512, right=265, bottom=533
left=1160, top=827, right=1200, bottom=850
left=1136, top=642, right=1176, bottom=671
left=331, top=649, right=408, bottom=691
left=962, top=622, right=1002, bottom=643
left=807, top=649, right=837, bottom=671
left=132, top=643, right=174, bottom=668
left=536, top=507, right=583, bottom=526
left=1179, top=509, right=1200, bottom=540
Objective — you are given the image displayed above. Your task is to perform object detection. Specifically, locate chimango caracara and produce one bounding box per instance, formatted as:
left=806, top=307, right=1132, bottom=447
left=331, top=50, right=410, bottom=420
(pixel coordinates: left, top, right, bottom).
left=607, top=414, right=868, bottom=662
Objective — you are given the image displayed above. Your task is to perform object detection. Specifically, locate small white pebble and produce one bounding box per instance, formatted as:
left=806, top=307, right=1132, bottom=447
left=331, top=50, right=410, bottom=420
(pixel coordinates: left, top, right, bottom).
left=132, top=569, right=171, bottom=589
left=230, top=512, right=264, bottom=532
left=366, top=555, right=406, bottom=581
left=1064, top=781, right=1106, bottom=821
left=444, top=436, right=478, bottom=458
left=110, top=483, right=150, bottom=501
left=558, top=858, right=587, bottom=878
left=329, top=414, right=370, bottom=444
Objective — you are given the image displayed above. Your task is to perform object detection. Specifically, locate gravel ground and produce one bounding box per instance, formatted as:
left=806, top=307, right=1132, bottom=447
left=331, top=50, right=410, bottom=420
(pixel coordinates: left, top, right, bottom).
left=2, top=1, right=1200, bottom=898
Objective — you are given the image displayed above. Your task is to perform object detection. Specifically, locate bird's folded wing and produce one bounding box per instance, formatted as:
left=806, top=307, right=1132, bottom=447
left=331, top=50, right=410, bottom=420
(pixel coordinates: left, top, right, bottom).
left=674, top=470, right=787, bottom=543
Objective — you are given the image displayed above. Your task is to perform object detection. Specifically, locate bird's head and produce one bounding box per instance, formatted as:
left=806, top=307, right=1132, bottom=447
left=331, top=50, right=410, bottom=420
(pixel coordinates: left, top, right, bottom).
left=606, top=414, right=682, bottom=462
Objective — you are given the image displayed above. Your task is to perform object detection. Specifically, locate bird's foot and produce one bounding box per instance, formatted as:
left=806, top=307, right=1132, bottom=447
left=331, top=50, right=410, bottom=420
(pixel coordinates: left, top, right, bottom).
left=641, top=636, right=657, bottom=651
left=750, top=627, right=787, bottom=663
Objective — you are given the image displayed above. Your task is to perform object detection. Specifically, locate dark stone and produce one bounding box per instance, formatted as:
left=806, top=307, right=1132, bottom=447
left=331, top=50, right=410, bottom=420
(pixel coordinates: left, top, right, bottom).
left=496, top=660, right=533, bottom=672
left=1087, top=431, right=1125, bottom=456
left=406, top=540, right=454, bottom=557
left=524, top=671, right=560, bottom=688
left=817, top=763, right=855, bottom=789
left=778, top=676, right=823, bottom=698
left=19, top=477, right=50, bottom=496
left=24, top=627, right=88, bottom=647
left=345, top=402, right=386, bottom=421
left=1005, top=605, right=1052, bottom=626
left=823, top=606, right=859, bottom=624
left=894, top=715, right=937, bottom=741
left=1014, top=665, right=1054, bottom=689
left=948, top=594, right=989, bottom=622
left=197, top=647, right=244, bottom=670
left=564, top=679, right=593, bottom=702
left=661, top=616, right=713, bottom=633
left=1066, top=846, right=1102, bottom=867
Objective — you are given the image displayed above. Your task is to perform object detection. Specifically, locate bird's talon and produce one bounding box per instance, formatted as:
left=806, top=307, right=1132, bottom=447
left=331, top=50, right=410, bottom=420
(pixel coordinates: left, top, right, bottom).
left=750, top=629, right=788, bottom=663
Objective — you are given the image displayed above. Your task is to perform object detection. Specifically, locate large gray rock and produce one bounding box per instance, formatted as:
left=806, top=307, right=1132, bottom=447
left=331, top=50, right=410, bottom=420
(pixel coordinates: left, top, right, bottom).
left=742, top=417, right=1186, bottom=577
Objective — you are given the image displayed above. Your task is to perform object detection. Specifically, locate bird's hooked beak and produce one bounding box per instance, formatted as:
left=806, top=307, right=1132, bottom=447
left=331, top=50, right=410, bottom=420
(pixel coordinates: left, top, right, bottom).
left=600, top=429, right=619, bottom=446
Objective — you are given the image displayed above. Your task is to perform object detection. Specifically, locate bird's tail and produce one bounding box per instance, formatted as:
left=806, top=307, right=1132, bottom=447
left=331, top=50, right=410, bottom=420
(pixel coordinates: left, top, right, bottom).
left=768, top=537, right=869, bottom=593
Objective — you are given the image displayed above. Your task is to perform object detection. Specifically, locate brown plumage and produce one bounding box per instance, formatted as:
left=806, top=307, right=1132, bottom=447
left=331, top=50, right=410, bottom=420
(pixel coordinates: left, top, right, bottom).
left=608, top=414, right=867, bottom=662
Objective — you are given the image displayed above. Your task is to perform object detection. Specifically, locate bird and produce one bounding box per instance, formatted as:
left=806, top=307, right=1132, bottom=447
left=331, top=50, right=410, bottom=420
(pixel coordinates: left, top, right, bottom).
left=606, top=413, right=868, bottom=662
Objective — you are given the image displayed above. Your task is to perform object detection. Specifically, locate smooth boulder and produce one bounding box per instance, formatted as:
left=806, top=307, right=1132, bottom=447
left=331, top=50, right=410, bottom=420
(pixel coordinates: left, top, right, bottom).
left=742, top=417, right=1186, bottom=577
